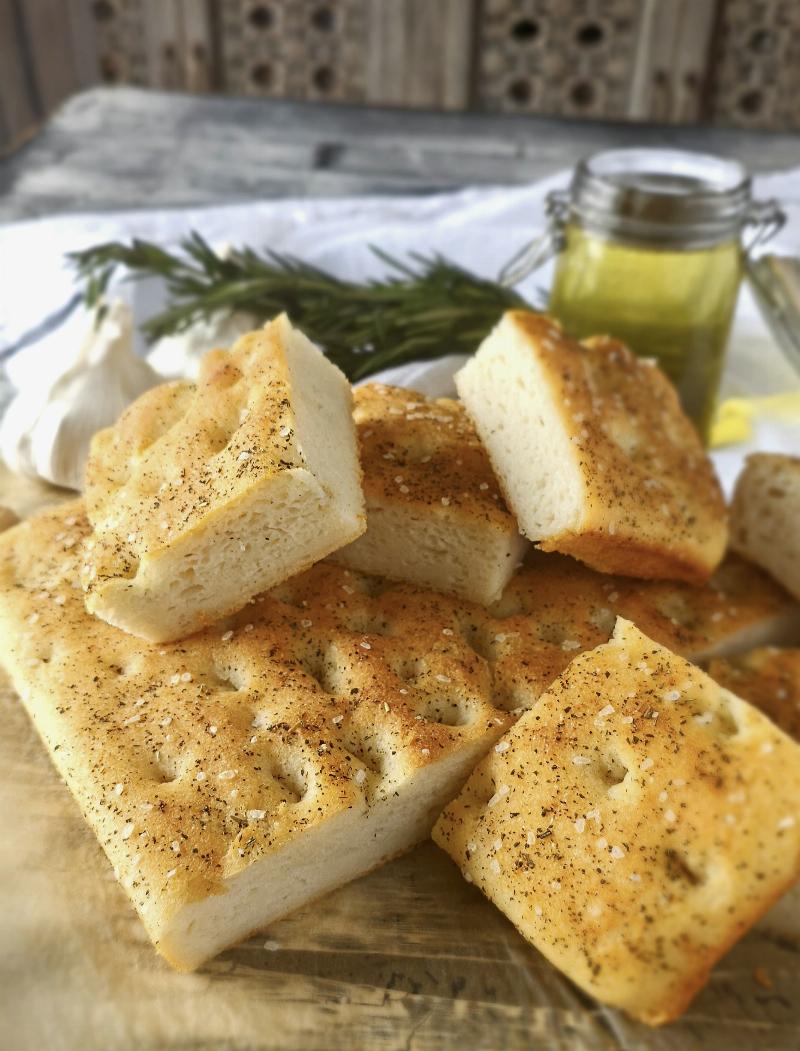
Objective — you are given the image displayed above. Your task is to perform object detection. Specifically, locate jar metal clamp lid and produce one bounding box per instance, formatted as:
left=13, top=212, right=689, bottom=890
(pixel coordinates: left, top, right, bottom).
left=499, top=148, right=785, bottom=287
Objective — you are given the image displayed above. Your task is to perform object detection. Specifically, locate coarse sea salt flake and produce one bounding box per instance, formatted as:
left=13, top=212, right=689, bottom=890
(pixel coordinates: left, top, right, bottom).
left=495, top=740, right=510, bottom=754
left=487, top=784, right=510, bottom=807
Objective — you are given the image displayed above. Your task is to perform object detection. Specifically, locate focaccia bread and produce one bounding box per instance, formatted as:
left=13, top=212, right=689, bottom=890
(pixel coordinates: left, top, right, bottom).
left=433, top=618, right=800, bottom=1026
left=2, top=503, right=796, bottom=971
left=455, top=311, right=727, bottom=584
left=710, top=647, right=800, bottom=742
left=477, top=548, right=799, bottom=711
left=0, top=502, right=512, bottom=970
left=332, top=384, right=527, bottom=605
left=730, top=452, right=800, bottom=601
left=81, top=314, right=365, bottom=643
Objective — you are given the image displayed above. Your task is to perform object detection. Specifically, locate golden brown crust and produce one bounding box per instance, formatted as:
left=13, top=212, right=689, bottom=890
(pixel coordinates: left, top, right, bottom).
left=433, top=618, right=800, bottom=1025
left=352, top=383, right=515, bottom=532
left=1, top=503, right=795, bottom=970
left=0, top=501, right=514, bottom=965
left=710, top=647, right=800, bottom=742
left=81, top=316, right=364, bottom=641
left=541, top=530, right=712, bottom=586
left=494, top=549, right=798, bottom=673
left=507, top=314, right=727, bottom=582
left=84, top=328, right=303, bottom=566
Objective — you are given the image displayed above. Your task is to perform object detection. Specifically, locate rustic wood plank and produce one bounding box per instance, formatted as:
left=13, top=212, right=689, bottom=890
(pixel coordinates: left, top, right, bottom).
left=17, top=0, right=82, bottom=113
left=628, top=0, right=717, bottom=123
left=0, top=0, right=38, bottom=152
left=64, top=0, right=101, bottom=91
left=140, top=0, right=183, bottom=90
left=367, top=0, right=475, bottom=109
left=2, top=86, right=800, bottom=221
left=179, top=0, right=214, bottom=92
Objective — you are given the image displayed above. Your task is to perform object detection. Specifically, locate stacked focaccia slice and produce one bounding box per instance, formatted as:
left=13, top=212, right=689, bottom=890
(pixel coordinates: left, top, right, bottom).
left=434, top=618, right=800, bottom=1025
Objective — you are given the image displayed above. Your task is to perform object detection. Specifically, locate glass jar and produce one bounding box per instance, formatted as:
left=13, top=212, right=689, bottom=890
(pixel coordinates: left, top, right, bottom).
left=502, top=149, right=784, bottom=442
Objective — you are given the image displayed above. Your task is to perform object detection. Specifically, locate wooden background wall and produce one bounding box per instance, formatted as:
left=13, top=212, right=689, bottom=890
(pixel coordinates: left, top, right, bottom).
left=2, top=0, right=799, bottom=154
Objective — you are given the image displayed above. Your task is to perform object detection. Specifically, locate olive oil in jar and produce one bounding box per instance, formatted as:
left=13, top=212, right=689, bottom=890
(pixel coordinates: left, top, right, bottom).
left=549, top=224, right=742, bottom=441
left=511, top=149, right=785, bottom=444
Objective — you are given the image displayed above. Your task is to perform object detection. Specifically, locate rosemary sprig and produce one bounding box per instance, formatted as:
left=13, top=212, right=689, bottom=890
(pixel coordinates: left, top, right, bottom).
left=69, top=233, right=531, bottom=380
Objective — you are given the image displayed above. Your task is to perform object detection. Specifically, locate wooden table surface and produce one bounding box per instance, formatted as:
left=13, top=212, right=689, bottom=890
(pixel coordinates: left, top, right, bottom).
left=1, top=86, right=800, bottom=221
left=1, top=90, right=800, bottom=1051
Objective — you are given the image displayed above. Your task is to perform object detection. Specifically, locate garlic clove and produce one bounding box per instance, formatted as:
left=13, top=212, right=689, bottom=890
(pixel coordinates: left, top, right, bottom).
left=0, top=299, right=159, bottom=492
left=147, top=310, right=260, bottom=380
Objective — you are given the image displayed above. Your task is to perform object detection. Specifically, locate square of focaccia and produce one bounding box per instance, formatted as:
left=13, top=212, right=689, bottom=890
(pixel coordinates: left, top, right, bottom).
left=433, top=618, right=800, bottom=1025
left=81, top=314, right=365, bottom=643
left=0, top=502, right=513, bottom=970
left=730, top=452, right=800, bottom=601
left=710, top=647, right=800, bottom=742
left=332, top=384, right=527, bottom=605
left=455, top=311, right=727, bottom=584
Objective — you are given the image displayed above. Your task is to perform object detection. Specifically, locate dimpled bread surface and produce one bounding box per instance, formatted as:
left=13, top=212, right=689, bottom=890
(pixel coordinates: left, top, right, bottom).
left=332, top=383, right=527, bottom=605
left=710, top=647, right=800, bottom=743
left=455, top=311, right=727, bottom=584
left=433, top=618, right=800, bottom=1026
left=1, top=501, right=516, bottom=970
left=2, top=505, right=796, bottom=971
left=730, top=452, right=800, bottom=601
left=82, top=314, right=365, bottom=643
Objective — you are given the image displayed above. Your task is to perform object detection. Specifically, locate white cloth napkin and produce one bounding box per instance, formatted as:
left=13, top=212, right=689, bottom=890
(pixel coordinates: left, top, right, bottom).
left=1, top=170, right=799, bottom=496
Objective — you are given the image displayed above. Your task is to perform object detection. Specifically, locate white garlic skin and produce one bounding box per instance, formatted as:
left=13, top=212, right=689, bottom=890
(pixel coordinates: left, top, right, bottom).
left=147, top=310, right=259, bottom=380
left=0, top=299, right=159, bottom=492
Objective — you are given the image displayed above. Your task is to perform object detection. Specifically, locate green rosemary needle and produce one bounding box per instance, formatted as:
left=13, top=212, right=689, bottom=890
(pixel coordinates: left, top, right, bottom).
left=69, top=233, right=532, bottom=381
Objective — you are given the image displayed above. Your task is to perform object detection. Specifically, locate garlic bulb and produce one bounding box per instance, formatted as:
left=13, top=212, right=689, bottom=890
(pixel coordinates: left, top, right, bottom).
left=147, top=309, right=260, bottom=380
left=0, top=299, right=159, bottom=492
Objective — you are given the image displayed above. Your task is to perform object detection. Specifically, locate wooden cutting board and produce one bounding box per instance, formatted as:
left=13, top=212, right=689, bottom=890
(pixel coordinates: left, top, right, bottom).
left=1, top=466, right=799, bottom=1051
